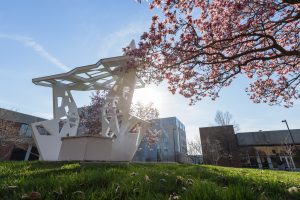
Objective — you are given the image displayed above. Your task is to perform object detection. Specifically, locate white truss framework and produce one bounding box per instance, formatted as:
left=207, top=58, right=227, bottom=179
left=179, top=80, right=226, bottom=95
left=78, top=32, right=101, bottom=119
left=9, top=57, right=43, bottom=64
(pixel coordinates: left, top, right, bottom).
left=32, top=56, right=145, bottom=91
left=31, top=41, right=149, bottom=161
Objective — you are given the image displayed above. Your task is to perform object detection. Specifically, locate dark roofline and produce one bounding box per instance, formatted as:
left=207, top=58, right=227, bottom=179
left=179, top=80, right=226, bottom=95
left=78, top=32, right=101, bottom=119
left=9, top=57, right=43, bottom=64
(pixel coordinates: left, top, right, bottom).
left=236, top=129, right=300, bottom=134
left=199, top=125, right=234, bottom=130
left=0, top=107, right=45, bottom=124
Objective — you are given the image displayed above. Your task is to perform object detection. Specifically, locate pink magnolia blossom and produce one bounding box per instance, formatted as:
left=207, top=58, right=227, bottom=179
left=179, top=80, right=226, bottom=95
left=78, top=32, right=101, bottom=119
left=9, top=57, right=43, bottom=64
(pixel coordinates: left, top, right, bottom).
left=79, top=90, right=107, bottom=135
left=127, top=0, right=300, bottom=107
left=80, top=91, right=160, bottom=148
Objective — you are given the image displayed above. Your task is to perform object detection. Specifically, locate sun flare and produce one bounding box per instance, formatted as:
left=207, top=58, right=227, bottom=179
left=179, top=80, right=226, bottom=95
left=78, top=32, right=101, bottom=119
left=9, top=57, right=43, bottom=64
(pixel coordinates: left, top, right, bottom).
left=132, top=85, right=162, bottom=108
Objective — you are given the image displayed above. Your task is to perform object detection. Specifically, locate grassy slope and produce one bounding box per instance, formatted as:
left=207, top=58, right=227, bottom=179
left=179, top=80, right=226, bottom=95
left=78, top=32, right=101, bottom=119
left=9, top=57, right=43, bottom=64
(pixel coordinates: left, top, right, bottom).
left=0, top=162, right=299, bottom=200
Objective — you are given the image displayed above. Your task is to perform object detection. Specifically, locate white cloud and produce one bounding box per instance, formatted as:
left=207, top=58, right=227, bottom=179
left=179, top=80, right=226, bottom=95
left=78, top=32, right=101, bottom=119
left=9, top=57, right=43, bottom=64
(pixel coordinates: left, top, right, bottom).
left=0, top=33, right=70, bottom=71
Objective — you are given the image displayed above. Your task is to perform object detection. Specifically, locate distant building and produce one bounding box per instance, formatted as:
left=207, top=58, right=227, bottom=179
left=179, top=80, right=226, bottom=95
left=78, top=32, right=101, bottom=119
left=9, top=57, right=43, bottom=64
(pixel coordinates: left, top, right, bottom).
left=0, top=108, right=44, bottom=160
left=133, top=117, right=188, bottom=162
left=199, top=125, right=300, bottom=169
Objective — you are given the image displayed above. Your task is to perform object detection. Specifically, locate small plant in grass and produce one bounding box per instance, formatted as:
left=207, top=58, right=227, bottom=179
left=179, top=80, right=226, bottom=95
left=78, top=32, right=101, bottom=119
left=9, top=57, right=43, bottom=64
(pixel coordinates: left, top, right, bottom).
left=61, top=163, right=81, bottom=170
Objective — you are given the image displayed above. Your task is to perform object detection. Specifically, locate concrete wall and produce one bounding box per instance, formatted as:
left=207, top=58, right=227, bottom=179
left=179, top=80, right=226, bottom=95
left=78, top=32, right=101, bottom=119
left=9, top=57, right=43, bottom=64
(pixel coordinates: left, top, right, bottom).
left=59, top=135, right=112, bottom=161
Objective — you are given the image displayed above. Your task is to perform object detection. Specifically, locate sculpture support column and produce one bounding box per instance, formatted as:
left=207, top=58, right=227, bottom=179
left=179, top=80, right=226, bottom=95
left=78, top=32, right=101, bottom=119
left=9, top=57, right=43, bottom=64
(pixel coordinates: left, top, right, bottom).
left=52, top=85, right=79, bottom=137
left=101, top=68, right=137, bottom=138
left=31, top=84, right=79, bottom=160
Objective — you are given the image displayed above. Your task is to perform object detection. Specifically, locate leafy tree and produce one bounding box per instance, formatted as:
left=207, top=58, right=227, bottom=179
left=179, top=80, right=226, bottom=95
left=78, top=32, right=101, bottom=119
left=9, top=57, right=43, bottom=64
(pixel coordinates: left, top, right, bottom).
left=128, top=0, right=300, bottom=107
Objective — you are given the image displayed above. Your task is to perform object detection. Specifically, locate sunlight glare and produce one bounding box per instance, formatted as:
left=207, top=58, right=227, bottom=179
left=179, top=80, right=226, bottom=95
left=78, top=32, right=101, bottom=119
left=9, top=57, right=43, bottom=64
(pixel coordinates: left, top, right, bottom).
left=132, top=85, right=162, bottom=108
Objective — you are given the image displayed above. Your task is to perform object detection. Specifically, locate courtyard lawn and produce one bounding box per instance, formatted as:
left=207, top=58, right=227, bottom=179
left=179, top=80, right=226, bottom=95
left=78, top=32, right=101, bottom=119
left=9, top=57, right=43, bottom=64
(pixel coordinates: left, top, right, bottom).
left=0, top=162, right=299, bottom=200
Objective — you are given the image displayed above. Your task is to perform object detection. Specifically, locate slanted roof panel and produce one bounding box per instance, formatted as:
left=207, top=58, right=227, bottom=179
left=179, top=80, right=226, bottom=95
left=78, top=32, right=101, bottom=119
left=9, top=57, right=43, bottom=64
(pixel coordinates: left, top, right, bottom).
left=32, top=55, right=145, bottom=91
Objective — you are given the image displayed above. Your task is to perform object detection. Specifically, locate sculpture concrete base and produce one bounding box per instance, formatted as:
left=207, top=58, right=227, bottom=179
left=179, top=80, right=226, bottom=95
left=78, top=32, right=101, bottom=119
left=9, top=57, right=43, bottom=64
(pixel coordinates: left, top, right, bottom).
left=58, top=134, right=144, bottom=161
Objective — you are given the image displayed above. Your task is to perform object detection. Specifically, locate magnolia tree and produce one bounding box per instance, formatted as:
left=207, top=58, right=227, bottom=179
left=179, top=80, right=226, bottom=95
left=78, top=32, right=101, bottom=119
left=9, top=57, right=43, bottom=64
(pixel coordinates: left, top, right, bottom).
left=80, top=91, right=161, bottom=148
left=128, top=0, right=300, bottom=107
left=79, top=90, right=107, bottom=135
left=129, top=102, right=161, bottom=148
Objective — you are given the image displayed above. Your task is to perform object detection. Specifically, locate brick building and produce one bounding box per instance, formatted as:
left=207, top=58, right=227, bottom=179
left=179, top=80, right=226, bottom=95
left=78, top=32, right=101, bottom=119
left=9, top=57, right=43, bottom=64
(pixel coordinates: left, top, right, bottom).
left=200, top=125, right=300, bottom=169
left=0, top=108, right=44, bottom=160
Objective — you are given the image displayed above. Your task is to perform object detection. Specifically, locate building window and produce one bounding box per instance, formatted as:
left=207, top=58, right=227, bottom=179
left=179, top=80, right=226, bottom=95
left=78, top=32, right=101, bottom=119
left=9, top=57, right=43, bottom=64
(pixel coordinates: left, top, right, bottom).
left=19, top=123, right=31, bottom=137
left=162, top=137, right=168, bottom=143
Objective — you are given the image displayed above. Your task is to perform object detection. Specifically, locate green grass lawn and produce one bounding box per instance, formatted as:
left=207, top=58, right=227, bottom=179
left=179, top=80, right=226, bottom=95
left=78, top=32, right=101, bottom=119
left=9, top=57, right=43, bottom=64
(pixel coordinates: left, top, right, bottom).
left=0, top=162, right=299, bottom=200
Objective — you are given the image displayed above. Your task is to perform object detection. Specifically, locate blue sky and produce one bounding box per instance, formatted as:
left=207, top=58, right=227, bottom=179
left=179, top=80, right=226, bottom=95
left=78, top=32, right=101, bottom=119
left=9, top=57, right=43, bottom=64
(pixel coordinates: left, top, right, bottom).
left=0, top=0, right=300, bottom=141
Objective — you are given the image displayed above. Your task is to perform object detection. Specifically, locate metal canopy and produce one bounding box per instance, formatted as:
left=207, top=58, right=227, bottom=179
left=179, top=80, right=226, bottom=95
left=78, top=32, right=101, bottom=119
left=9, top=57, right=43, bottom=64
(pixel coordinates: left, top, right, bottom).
left=32, top=55, right=145, bottom=91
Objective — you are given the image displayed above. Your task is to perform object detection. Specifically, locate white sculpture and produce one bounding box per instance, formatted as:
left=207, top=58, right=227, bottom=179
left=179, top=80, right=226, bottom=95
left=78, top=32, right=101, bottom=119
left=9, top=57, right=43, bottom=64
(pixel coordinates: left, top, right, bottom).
left=31, top=41, right=149, bottom=161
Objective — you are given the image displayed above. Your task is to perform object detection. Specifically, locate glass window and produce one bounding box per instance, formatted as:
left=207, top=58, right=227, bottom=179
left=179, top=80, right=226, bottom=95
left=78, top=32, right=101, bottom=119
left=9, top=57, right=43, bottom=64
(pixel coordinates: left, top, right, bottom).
left=163, top=137, right=168, bottom=143
left=26, top=127, right=33, bottom=137
left=36, top=125, right=51, bottom=136
left=19, top=123, right=31, bottom=137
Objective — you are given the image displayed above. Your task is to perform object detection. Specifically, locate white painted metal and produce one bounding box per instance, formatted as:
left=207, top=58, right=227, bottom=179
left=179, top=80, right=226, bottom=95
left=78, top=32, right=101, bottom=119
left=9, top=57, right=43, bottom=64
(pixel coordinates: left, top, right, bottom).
left=24, top=144, right=32, bottom=161
left=31, top=40, right=149, bottom=161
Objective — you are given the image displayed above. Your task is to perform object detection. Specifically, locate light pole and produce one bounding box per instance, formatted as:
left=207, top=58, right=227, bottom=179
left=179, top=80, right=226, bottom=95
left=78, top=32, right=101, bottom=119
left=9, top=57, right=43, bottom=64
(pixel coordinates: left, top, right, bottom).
left=282, top=120, right=295, bottom=145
